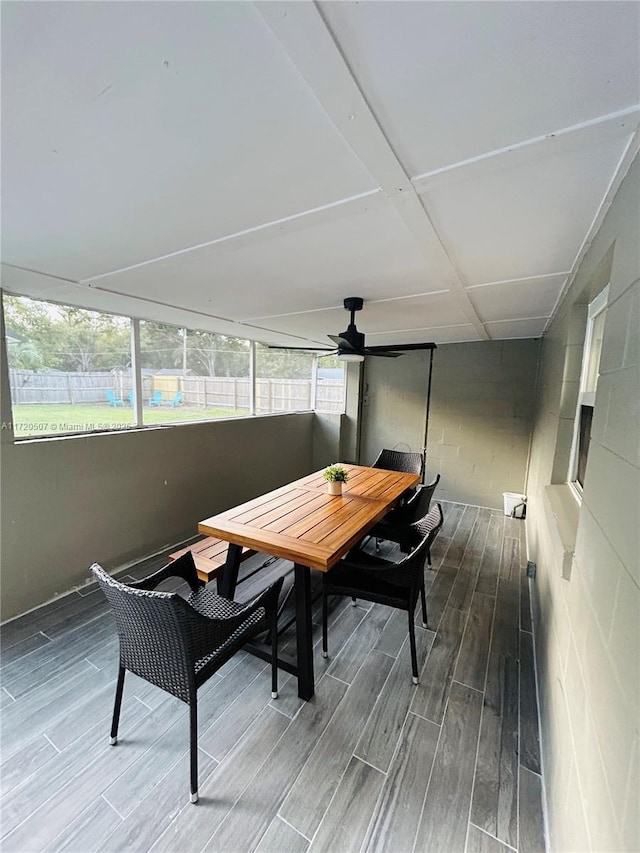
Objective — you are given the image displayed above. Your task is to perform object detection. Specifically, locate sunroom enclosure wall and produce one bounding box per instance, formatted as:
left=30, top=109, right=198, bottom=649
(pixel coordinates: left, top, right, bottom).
left=0, top=410, right=318, bottom=621
left=525, top=152, right=640, bottom=852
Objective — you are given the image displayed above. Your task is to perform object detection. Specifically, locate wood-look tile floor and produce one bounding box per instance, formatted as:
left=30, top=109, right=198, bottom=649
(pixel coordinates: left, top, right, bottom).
left=0, top=502, right=546, bottom=853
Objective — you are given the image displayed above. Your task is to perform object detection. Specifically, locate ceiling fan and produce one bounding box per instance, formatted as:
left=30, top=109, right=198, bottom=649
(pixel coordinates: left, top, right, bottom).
left=269, top=297, right=436, bottom=362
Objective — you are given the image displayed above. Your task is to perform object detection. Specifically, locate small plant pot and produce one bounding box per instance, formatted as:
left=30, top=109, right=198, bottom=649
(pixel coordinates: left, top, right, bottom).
left=327, top=481, right=343, bottom=496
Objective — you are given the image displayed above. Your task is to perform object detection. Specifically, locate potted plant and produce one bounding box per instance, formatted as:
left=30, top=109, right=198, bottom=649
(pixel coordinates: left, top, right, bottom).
left=323, top=463, right=350, bottom=496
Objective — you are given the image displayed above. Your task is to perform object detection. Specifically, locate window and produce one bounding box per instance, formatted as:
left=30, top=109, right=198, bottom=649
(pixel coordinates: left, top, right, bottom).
left=4, top=295, right=134, bottom=437
left=255, top=344, right=314, bottom=413
left=569, top=286, right=608, bottom=493
left=139, top=321, right=250, bottom=423
left=2, top=294, right=346, bottom=438
left=316, top=357, right=346, bottom=413
left=254, top=346, right=345, bottom=414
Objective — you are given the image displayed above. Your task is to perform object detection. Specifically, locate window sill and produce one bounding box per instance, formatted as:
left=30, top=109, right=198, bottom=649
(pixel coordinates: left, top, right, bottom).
left=543, top=484, right=580, bottom=580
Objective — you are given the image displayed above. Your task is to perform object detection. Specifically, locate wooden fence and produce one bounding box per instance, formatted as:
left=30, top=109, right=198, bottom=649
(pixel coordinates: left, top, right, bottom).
left=9, top=370, right=345, bottom=413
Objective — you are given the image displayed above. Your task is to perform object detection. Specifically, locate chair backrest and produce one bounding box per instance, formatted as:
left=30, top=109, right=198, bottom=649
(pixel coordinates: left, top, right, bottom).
left=92, top=563, right=196, bottom=701
left=383, top=503, right=443, bottom=587
left=410, top=501, right=444, bottom=542
left=106, top=390, right=120, bottom=405
left=372, top=448, right=424, bottom=478
left=172, top=391, right=183, bottom=406
left=405, top=474, right=440, bottom=522
left=150, top=389, right=163, bottom=403
left=395, top=504, right=444, bottom=578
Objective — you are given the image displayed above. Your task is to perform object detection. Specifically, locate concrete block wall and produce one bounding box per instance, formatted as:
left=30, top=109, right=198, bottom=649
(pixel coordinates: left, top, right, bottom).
left=359, top=340, right=539, bottom=510
left=428, top=339, right=539, bottom=508
left=526, top=152, right=640, bottom=852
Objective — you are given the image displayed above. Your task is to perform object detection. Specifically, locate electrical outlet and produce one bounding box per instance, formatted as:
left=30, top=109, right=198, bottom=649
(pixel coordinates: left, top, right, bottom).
left=526, top=560, right=537, bottom=579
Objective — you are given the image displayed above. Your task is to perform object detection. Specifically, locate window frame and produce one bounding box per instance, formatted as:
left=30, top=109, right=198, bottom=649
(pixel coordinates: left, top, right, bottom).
left=2, top=293, right=346, bottom=441
left=567, top=285, right=608, bottom=500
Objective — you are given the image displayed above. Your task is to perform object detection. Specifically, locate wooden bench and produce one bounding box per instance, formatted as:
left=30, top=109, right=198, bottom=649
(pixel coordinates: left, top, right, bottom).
left=170, top=537, right=313, bottom=638
left=169, top=537, right=255, bottom=584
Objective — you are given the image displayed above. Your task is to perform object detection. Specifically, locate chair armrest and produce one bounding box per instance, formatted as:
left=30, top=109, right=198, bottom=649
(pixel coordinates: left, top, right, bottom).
left=338, top=551, right=397, bottom=576
left=184, top=576, right=285, bottom=661
left=404, top=487, right=422, bottom=508
left=131, top=551, right=204, bottom=594
left=336, top=545, right=425, bottom=585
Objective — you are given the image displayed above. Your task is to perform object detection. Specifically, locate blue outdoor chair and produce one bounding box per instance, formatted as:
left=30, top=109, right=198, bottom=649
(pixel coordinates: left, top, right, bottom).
left=169, top=391, right=183, bottom=407
left=149, top=390, right=163, bottom=406
left=127, top=390, right=134, bottom=406
left=106, top=390, right=124, bottom=407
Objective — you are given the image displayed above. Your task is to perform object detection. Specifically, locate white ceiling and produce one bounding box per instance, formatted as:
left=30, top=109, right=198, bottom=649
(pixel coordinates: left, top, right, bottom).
left=2, top=0, right=639, bottom=349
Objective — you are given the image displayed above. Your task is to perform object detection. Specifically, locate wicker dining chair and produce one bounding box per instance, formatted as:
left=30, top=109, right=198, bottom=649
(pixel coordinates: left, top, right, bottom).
left=371, top=448, right=424, bottom=478
left=91, top=552, right=283, bottom=804
left=371, top=474, right=441, bottom=559
left=322, top=503, right=444, bottom=684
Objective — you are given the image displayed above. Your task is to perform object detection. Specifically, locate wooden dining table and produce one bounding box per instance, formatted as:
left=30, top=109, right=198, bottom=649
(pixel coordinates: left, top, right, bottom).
left=198, top=463, right=420, bottom=700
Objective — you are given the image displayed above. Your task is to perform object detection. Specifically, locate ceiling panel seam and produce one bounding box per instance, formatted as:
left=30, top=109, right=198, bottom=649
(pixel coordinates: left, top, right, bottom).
left=466, top=272, right=572, bottom=290
left=255, top=0, right=490, bottom=341
left=79, top=189, right=384, bottom=284
left=411, top=105, right=640, bottom=191
left=546, top=129, right=640, bottom=331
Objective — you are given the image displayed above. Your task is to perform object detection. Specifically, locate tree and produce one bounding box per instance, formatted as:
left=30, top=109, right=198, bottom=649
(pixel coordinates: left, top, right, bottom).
left=187, top=331, right=249, bottom=377
left=255, top=345, right=314, bottom=379
left=4, top=295, right=62, bottom=368
left=55, top=307, right=130, bottom=371
left=7, top=339, right=44, bottom=370
left=4, top=296, right=130, bottom=372
left=140, top=322, right=183, bottom=370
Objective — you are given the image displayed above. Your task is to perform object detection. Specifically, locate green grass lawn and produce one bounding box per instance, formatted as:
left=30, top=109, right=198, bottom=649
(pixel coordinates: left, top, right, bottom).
left=8, top=403, right=246, bottom=438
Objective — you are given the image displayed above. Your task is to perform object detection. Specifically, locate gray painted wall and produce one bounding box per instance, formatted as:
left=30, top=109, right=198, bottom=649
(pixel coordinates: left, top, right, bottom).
left=360, top=340, right=539, bottom=509
left=312, top=412, right=343, bottom=470
left=0, top=411, right=315, bottom=621
left=526, top=153, right=639, bottom=851
left=360, top=350, right=430, bottom=467
left=429, top=340, right=539, bottom=508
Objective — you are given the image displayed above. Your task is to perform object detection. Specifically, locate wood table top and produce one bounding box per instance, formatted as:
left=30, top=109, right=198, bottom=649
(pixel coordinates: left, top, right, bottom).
left=198, top=464, right=419, bottom=572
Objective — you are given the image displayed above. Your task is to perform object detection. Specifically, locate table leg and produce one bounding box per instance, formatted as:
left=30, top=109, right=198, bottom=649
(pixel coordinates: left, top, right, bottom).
left=294, top=563, right=314, bottom=700
left=218, top=543, right=243, bottom=598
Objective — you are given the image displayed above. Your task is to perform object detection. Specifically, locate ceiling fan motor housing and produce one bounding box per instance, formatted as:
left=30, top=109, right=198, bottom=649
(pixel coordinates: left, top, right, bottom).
left=340, top=325, right=365, bottom=350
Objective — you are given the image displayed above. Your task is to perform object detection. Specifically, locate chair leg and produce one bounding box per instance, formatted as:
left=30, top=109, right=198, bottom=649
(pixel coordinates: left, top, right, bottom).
left=420, top=580, right=428, bottom=629
left=427, top=545, right=432, bottom=569
left=109, top=666, right=126, bottom=745
left=271, top=617, right=279, bottom=699
left=375, top=538, right=380, bottom=554
left=407, top=611, right=419, bottom=685
left=190, top=700, right=198, bottom=804
left=322, top=590, right=329, bottom=659
left=268, top=581, right=294, bottom=641
left=351, top=596, right=357, bottom=606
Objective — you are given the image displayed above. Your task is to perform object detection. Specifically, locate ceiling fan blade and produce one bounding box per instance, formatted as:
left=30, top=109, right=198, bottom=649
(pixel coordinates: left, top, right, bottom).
left=328, top=334, right=356, bottom=350
left=367, top=342, right=437, bottom=353
left=363, top=349, right=402, bottom=358
left=266, top=345, right=337, bottom=354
